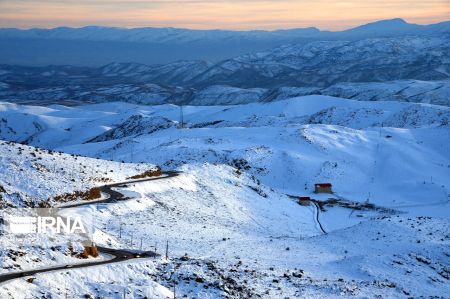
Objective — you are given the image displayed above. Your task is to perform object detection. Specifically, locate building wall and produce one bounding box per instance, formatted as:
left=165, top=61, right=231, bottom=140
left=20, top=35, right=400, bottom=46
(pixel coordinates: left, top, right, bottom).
left=315, top=186, right=332, bottom=193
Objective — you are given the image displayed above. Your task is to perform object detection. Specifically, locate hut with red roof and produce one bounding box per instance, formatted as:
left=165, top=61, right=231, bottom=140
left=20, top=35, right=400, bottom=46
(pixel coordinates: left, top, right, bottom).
left=314, top=183, right=332, bottom=193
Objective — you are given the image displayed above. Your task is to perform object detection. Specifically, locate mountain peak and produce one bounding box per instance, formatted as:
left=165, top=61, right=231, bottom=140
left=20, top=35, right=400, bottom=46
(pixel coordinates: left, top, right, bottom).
left=353, top=18, right=410, bottom=29
left=376, top=18, right=407, bottom=24
left=342, top=18, right=418, bottom=35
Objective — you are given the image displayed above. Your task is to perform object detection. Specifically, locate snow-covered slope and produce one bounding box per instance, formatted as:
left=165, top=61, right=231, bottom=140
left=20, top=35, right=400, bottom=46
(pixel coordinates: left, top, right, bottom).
left=0, top=140, right=156, bottom=207
left=0, top=96, right=449, bottom=298
left=1, top=96, right=449, bottom=209
left=293, top=79, right=450, bottom=106
left=189, top=85, right=267, bottom=105
left=189, top=36, right=450, bottom=88
left=188, top=80, right=450, bottom=106
left=99, top=60, right=213, bottom=84
left=2, top=74, right=449, bottom=107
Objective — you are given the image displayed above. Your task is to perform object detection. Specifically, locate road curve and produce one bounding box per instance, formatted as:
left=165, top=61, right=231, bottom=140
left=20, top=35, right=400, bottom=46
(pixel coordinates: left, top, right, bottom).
left=0, top=171, right=180, bottom=284
left=62, top=171, right=181, bottom=208
left=0, top=247, right=159, bottom=284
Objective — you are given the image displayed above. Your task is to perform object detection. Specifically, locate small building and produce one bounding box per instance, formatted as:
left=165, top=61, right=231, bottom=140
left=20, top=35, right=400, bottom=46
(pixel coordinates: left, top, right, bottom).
left=314, top=183, right=332, bottom=193
left=298, top=196, right=311, bottom=206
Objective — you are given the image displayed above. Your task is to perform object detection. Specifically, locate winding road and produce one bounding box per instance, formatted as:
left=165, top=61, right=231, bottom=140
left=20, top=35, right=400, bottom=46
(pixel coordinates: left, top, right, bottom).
left=62, top=171, right=181, bottom=208
left=0, top=247, right=158, bottom=284
left=312, top=201, right=327, bottom=234
left=0, top=171, right=181, bottom=284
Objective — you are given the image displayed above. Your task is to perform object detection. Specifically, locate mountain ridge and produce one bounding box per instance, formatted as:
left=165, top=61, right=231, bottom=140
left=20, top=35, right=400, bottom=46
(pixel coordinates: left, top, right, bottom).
left=2, top=18, right=448, bottom=38
left=1, top=18, right=448, bottom=66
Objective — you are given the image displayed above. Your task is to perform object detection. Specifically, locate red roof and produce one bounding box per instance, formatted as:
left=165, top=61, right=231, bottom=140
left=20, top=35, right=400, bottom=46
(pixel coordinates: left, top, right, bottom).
left=299, top=197, right=311, bottom=200
left=315, top=183, right=332, bottom=187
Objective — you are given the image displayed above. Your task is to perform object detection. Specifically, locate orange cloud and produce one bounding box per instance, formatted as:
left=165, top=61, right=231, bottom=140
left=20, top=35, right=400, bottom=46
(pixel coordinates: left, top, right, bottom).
left=0, top=0, right=448, bottom=30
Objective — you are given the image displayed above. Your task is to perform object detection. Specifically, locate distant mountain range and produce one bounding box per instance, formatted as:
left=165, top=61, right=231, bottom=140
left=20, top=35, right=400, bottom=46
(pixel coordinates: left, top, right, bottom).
left=1, top=34, right=449, bottom=107
left=186, top=36, right=450, bottom=88
left=1, top=22, right=449, bottom=107
left=0, top=18, right=449, bottom=66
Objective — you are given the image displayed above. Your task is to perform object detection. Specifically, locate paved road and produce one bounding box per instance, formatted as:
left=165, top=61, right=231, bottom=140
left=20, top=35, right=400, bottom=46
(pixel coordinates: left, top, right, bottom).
left=62, top=171, right=181, bottom=208
left=0, top=247, right=159, bottom=283
left=312, top=201, right=327, bottom=234
left=0, top=171, right=180, bottom=284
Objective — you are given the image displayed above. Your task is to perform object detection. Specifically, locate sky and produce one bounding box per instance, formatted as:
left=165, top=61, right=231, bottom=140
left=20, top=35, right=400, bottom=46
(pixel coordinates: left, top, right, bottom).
left=0, top=0, right=449, bottom=30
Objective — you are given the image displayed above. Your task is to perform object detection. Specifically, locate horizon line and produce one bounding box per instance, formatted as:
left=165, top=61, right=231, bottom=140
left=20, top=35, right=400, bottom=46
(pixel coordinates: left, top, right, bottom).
left=1, top=18, right=449, bottom=33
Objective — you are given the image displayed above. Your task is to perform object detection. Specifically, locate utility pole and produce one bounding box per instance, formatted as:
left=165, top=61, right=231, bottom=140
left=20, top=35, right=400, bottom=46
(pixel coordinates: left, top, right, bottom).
left=179, top=105, right=184, bottom=129
left=119, top=223, right=122, bottom=239
left=140, top=237, right=143, bottom=251
left=165, top=241, right=169, bottom=260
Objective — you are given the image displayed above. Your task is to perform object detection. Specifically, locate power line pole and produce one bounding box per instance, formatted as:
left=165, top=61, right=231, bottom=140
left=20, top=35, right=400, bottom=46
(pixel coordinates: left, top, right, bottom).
left=179, top=105, right=184, bottom=129
left=165, top=241, right=169, bottom=260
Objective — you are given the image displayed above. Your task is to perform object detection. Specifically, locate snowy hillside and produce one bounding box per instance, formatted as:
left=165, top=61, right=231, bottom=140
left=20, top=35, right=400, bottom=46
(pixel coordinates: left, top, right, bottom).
left=1, top=96, right=449, bottom=210
left=292, top=79, right=450, bottom=107
left=3, top=162, right=444, bottom=298
left=189, top=36, right=450, bottom=88
left=0, top=96, right=449, bottom=298
left=184, top=80, right=450, bottom=106
left=99, top=60, right=214, bottom=84
left=0, top=141, right=156, bottom=207
left=1, top=73, right=449, bottom=107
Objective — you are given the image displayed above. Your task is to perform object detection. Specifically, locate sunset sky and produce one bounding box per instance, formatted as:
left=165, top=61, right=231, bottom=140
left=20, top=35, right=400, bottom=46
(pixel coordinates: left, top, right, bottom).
left=0, top=0, right=449, bottom=30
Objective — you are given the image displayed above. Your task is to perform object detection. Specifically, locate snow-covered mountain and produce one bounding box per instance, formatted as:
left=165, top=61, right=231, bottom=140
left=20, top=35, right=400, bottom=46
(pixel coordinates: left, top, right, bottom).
left=188, top=36, right=450, bottom=88
left=1, top=34, right=448, bottom=107
left=1, top=18, right=450, bottom=297
left=0, top=96, right=450, bottom=149
left=0, top=140, right=155, bottom=207
left=99, top=60, right=213, bottom=84
left=0, top=96, right=449, bottom=297
left=2, top=73, right=449, bottom=107
left=0, top=18, right=448, bottom=66
left=261, top=80, right=450, bottom=107
left=335, top=18, right=448, bottom=38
